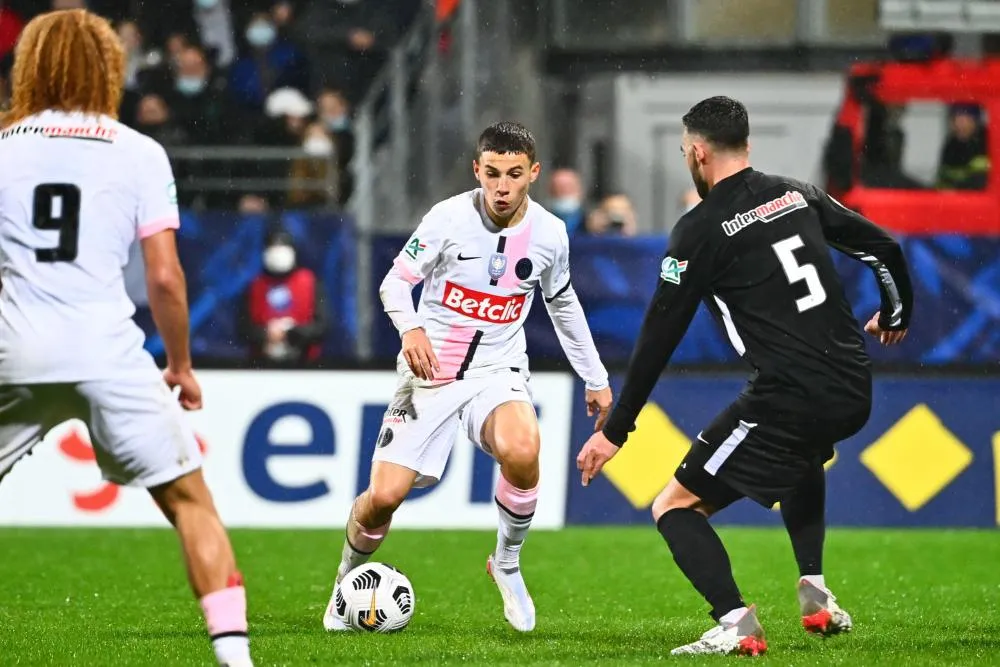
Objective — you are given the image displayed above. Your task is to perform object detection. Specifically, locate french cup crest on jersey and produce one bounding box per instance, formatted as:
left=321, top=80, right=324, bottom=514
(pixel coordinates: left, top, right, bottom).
left=488, top=253, right=508, bottom=280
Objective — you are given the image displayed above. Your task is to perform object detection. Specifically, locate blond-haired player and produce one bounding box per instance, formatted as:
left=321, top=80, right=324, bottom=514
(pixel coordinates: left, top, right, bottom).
left=0, top=11, right=251, bottom=666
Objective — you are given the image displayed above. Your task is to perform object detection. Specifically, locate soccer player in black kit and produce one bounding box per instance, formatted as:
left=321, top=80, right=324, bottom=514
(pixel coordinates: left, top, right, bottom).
left=577, top=97, right=913, bottom=657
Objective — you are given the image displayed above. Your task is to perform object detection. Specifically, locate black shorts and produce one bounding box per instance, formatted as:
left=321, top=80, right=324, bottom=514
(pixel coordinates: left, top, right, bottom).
left=674, top=396, right=867, bottom=509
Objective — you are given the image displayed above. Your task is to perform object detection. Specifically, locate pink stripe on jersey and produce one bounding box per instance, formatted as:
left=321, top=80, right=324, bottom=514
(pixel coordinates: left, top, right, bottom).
left=393, top=257, right=422, bottom=285
left=435, top=325, right=477, bottom=381
left=497, top=221, right=533, bottom=289
left=138, top=216, right=180, bottom=239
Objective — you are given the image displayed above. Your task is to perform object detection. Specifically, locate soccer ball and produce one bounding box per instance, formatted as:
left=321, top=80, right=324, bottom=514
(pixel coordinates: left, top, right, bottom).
left=334, top=562, right=415, bottom=632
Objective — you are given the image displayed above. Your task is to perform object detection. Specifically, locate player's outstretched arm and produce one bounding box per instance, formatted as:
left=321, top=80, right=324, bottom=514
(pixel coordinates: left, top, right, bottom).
left=540, top=233, right=611, bottom=427
left=541, top=281, right=612, bottom=429
left=810, top=186, right=914, bottom=339
left=142, top=230, right=200, bottom=409
left=578, top=222, right=710, bottom=485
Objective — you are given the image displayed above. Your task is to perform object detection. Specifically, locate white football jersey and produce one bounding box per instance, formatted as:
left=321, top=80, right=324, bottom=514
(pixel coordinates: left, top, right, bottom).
left=0, top=110, right=179, bottom=383
left=392, top=189, right=572, bottom=383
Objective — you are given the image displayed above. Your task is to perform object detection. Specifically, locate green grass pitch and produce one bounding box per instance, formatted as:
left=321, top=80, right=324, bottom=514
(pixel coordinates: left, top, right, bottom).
left=1, top=527, right=998, bottom=665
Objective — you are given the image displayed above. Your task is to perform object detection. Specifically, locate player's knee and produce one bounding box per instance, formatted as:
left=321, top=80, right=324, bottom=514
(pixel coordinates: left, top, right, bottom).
left=367, top=483, right=409, bottom=516
left=651, top=483, right=710, bottom=522
left=495, top=426, right=540, bottom=472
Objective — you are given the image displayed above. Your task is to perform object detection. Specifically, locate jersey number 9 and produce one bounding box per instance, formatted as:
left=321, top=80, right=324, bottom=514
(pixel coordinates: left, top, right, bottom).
left=33, top=183, right=81, bottom=263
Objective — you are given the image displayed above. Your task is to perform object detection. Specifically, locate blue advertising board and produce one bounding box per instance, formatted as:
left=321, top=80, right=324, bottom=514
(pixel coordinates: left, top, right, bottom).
left=565, top=374, right=1000, bottom=527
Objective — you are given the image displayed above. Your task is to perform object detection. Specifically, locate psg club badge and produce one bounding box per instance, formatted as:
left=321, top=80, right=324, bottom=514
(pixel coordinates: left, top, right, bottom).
left=488, top=253, right=508, bottom=280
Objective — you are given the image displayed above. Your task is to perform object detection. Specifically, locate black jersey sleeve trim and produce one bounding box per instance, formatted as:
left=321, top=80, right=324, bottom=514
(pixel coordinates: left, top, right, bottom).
left=812, top=188, right=913, bottom=330
left=544, top=279, right=572, bottom=303
left=833, top=245, right=905, bottom=328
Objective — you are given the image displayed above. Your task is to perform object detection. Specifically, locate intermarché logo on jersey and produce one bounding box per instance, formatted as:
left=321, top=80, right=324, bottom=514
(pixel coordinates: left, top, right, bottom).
left=442, top=281, right=525, bottom=323
left=721, top=190, right=808, bottom=237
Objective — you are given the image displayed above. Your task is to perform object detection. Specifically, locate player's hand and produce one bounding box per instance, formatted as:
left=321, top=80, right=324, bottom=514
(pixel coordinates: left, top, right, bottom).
left=576, top=431, right=619, bottom=487
left=864, top=311, right=907, bottom=346
left=163, top=367, right=203, bottom=411
left=401, top=328, right=440, bottom=381
left=585, top=386, right=613, bottom=432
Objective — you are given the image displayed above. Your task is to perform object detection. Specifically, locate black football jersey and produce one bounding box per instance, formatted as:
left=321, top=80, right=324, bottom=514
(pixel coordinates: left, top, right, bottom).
left=603, top=168, right=913, bottom=446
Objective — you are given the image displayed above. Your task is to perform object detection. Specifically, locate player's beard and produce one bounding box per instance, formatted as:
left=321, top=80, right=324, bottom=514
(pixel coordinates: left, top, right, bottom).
left=689, top=159, right=710, bottom=199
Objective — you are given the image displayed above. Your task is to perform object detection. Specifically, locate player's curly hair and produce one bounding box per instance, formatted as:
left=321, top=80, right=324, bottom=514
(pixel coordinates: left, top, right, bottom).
left=2, top=10, right=125, bottom=128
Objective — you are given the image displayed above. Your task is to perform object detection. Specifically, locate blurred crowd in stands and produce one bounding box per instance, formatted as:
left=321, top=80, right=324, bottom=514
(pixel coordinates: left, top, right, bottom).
left=0, top=0, right=423, bottom=210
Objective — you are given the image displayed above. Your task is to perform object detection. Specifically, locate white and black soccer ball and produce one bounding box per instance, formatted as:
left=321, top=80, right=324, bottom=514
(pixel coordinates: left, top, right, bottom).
left=334, top=562, right=415, bottom=632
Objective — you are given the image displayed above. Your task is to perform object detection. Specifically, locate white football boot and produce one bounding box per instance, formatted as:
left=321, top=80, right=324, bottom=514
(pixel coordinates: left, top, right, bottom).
left=670, top=605, right=767, bottom=656
left=798, top=578, right=853, bottom=637
left=322, top=565, right=352, bottom=632
left=486, top=555, right=536, bottom=632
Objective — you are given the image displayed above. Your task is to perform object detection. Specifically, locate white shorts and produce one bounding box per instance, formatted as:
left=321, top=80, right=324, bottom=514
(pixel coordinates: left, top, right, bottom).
left=0, top=378, right=202, bottom=488
left=372, top=370, right=534, bottom=487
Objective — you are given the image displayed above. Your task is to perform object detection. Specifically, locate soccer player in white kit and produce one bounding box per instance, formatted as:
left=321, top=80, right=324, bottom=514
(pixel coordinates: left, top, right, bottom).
left=0, top=11, right=252, bottom=666
left=324, top=122, right=612, bottom=632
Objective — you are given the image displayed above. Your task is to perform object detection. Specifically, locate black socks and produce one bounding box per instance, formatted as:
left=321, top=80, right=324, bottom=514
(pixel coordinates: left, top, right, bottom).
left=657, top=508, right=745, bottom=621
left=779, top=461, right=826, bottom=576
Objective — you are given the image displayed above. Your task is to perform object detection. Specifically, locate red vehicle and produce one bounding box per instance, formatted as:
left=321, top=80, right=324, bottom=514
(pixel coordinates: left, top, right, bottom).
left=825, top=57, right=1000, bottom=236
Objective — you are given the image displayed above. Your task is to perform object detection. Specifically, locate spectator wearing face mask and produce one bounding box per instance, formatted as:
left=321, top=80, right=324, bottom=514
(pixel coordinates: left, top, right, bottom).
left=288, top=122, right=338, bottom=208
left=547, top=167, right=586, bottom=235
left=316, top=87, right=355, bottom=203
left=228, top=11, right=310, bottom=111
left=168, top=44, right=231, bottom=144
left=237, top=227, right=330, bottom=367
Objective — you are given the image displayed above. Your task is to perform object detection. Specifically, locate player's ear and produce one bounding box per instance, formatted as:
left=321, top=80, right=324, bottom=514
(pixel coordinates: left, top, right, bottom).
left=473, top=159, right=480, bottom=179
left=694, top=143, right=708, bottom=165
left=529, top=161, right=541, bottom=183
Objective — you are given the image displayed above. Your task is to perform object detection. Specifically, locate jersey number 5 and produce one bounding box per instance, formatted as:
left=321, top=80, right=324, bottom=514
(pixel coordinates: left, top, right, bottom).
left=33, top=183, right=81, bottom=263
left=772, top=234, right=827, bottom=313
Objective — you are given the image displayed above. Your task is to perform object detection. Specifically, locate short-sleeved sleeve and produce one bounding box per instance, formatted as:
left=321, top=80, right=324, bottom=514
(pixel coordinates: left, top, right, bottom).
left=135, top=139, right=180, bottom=240
left=393, top=210, right=445, bottom=285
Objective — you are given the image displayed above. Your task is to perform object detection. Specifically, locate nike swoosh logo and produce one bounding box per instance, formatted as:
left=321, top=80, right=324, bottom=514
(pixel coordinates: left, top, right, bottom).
left=511, top=387, right=524, bottom=392
left=364, top=587, right=378, bottom=627
left=457, top=253, right=481, bottom=261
